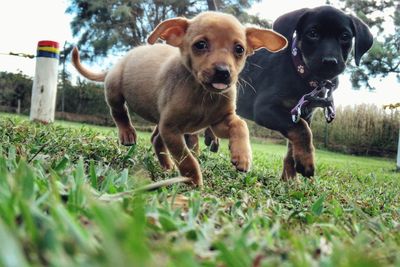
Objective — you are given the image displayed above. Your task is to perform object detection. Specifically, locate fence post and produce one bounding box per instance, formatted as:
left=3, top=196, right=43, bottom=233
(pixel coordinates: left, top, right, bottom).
left=397, top=130, right=400, bottom=171
left=324, top=122, right=329, bottom=148
left=30, top=40, right=60, bottom=123
left=17, top=99, right=21, bottom=114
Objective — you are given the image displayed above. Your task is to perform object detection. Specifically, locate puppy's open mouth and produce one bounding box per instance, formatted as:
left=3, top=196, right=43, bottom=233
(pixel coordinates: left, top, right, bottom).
left=211, top=83, right=229, bottom=90
left=203, top=82, right=231, bottom=93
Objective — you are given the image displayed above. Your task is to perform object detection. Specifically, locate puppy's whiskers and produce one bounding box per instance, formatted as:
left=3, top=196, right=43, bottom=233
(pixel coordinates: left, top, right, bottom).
left=237, top=79, right=245, bottom=94
left=239, top=77, right=256, bottom=93
left=177, top=72, right=192, bottom=88
left=214, top=91, right=232, bottom=101
left=248, top=62, right=263, bottom=69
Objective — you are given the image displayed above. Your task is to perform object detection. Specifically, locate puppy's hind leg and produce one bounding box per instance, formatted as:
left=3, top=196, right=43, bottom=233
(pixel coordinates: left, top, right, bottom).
left=106, top=92, right=137, bottom=146
left=159, top=123, right=203, bottom=187
left=151, top=126, right=174, bottom=170
left=184, top=134, right=199, bottom=155
left=281, top=141, right=297, bottom=180
left=287, top=119, right=315, bottom=178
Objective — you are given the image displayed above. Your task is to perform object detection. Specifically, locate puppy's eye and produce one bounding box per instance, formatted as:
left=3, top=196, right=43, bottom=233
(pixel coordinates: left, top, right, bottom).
left=340, top=32, right=352, bottom=42
left=307, top=30, right=319, bottom=40
left=193, top=40, right=208, bottom=51
left=234, top=44, right=245, bottom=56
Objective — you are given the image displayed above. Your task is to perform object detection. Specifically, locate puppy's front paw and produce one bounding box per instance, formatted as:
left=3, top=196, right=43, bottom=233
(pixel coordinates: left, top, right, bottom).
left=294, top=152, right=314, bottom=178
left=295, top=161, right=314, bottom=177
left=230, top=144, right=252, bottom=172
left=119, top=126, right=137, bottom=146
left=281, top=157, right=297, bottom=180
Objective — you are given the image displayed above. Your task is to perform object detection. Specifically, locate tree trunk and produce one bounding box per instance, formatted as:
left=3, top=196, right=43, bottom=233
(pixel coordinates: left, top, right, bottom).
left=207, top=0, right=218, bottom=11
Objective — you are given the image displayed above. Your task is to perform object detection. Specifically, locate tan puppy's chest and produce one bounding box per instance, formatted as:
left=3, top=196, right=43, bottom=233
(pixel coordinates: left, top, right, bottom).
left=161, top=89, right=235, bottom=134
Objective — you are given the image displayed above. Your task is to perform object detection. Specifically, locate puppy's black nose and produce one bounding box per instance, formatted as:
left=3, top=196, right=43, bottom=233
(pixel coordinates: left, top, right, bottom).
left=213, top=65, right=231, bottom=83
left=322, top=56, right=338, bottom=65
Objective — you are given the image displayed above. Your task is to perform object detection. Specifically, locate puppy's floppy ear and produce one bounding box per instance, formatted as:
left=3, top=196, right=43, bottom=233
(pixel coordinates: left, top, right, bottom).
left=147, top=18, right=189, bottom=47
left=272, top=8, right=309, bottom=43
left=350, top=15, right=373, bottom=66
left=246, top=28, right=288, bottom=53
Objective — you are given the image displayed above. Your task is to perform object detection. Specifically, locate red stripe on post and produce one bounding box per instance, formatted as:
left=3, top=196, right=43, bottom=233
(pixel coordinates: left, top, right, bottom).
left=37, top=40, right=59, bottom=48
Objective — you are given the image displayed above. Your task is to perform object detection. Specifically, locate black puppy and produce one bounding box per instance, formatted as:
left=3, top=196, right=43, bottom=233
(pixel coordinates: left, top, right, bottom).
left=206, top=5, right=373, bottom=180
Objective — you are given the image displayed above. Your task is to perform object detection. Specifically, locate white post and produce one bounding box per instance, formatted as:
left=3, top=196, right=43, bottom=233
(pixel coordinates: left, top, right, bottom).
left=397, top=130, right=400, bottom=171
left=17, top=99, right=21, bottom=114
left=30, top=40, right=60, bottom=123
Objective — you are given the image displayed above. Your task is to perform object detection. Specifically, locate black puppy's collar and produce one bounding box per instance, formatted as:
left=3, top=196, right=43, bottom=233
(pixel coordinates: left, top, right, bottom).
left=291, top=37, right=326, bottom=88
left=290, top=36, right=336, bottom=123
left=291, top=37, right=310, bottom=79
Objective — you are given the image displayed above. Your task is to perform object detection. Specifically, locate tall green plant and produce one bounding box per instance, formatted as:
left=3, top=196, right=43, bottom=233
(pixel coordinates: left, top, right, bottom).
left=311, top=104, right=399, bottom=156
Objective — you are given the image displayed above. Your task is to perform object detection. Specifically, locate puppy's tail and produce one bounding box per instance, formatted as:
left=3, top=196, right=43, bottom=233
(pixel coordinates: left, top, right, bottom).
left=71, top=47, right=107, bottom=82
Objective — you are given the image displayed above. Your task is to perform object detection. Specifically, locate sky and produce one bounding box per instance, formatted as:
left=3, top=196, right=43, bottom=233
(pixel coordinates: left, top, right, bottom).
left=0, top=0, right=399, bottom=108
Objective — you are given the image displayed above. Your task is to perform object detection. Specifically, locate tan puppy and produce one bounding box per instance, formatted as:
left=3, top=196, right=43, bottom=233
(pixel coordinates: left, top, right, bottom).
left=72, top=11, right=287, bottom=187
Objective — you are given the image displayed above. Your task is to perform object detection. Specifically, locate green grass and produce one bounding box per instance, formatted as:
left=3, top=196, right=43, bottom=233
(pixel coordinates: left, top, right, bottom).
left=0, top=113, right=399, bottom=267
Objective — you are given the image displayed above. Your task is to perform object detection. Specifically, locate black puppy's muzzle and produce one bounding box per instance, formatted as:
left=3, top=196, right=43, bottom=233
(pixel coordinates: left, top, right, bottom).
left=310, top=55, right=344, bottom=80
left=322, top=56, right=338, bottom=66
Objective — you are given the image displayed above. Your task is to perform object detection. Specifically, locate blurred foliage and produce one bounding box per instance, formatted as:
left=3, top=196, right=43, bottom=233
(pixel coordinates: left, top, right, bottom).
left=58, top=78, right=109, bottom=116
left=311, top=104, right=399, bottom=156
left=328, top=0, right=400, bottom=90
left=0, top=71, right=108, bottom=118
left=248, top=104, right=400, bottom=157
left=0, top=71, right=32, bottom=113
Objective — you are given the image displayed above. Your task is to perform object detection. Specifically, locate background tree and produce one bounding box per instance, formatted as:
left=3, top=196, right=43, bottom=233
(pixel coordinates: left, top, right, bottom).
left=66, top=0, right=268, bottom=60
left=0, top=71, right=32, bottom=113
left=328, top=0, right=400, bottom=90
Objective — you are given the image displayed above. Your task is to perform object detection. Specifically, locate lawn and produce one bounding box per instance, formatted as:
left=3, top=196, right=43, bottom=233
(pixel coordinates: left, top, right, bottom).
left=0, top=113, right=399, bottom=267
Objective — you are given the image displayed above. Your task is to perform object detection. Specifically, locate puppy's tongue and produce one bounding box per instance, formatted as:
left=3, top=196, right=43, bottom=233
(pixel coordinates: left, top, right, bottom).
left=212, top=83, right=228, bottom=90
